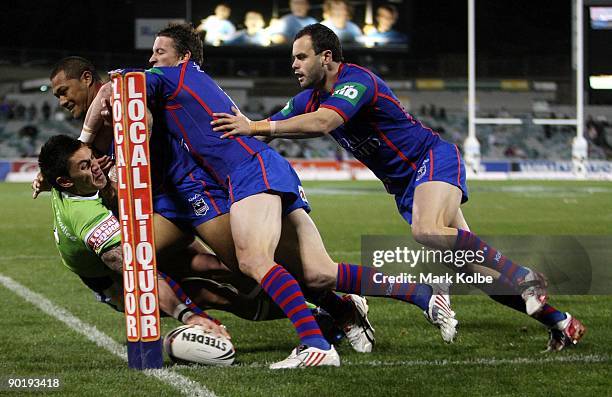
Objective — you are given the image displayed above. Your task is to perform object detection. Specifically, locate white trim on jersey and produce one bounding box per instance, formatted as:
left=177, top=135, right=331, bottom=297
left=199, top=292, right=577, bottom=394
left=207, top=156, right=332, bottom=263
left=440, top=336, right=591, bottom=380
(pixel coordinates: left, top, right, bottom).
left=61, top=190, right=100, bottom=200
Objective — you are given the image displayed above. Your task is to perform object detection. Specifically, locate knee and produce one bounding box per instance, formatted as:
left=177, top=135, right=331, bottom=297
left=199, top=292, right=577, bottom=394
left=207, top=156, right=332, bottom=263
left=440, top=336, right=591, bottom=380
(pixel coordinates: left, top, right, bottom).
left=411, top=222, right=443, bottom=247
left=301, top=262, right=337, bottom=291
left=236, top=254, right=272, bottom=281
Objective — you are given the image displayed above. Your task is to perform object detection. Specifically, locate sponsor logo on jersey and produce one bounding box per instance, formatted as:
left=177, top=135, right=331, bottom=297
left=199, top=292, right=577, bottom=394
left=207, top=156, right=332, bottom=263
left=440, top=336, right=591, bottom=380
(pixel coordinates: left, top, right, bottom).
left=54, top=207, right=77, bottom=242
left=332, top=82, right=367, bottom=106
left=189, top=193, right=209, bottom=216
left=280, top=98, right=294, bottom=116
left=86, top=214, right=120, bottom=252
left=146, top=67, right=164, bottom=76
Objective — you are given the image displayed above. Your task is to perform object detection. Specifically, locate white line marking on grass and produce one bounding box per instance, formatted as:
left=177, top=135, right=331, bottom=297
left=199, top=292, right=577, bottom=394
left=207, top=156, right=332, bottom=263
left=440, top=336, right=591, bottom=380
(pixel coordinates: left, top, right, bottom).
left=235, top=354, right=609, bottom=369
left=0, top=273, right=217, bottom=397
left=0, top=255, right=58, bottom=261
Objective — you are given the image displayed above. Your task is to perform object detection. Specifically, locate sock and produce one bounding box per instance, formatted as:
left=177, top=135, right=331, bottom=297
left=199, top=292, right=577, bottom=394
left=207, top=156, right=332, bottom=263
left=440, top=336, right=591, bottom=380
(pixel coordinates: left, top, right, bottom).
left=315, top=290, right=354, bottom=325
left=336, top=262, right=432, bottom=311
left=533, top=304, right=567, bottom=328
left=455, top=229, right=529, bottom=285
left=261, top=264, right=330, bottom=350
left=479, top=277, right=566, bottom=327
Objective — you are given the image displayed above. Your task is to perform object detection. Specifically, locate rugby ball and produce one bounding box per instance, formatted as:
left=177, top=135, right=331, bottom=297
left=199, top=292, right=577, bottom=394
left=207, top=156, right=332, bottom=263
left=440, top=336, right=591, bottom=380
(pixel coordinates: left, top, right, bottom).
left=163, top=325, right=235, bottom=366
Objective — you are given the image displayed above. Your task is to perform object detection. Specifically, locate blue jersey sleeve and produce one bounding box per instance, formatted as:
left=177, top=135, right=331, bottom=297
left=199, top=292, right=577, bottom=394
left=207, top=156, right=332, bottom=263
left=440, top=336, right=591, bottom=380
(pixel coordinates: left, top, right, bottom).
left=269, top=90, right=313, bottom=121
left=319, top=68, right=375, bottom=122
left=144, top=67, right=166, bottom=99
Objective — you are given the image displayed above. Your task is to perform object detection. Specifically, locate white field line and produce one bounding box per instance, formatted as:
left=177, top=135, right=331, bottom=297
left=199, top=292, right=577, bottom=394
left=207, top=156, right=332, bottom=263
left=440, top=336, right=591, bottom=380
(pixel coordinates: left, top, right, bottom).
left=227, top=353, right=609, bottom=369
left=0, top=273, right=217, bottom=397
left=0, top=255, right=58, bottom=261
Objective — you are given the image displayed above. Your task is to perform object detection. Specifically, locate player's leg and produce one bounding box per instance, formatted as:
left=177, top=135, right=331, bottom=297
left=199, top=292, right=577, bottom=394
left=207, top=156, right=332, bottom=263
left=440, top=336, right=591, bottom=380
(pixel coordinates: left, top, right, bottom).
left=282, top=207, right=457, bottom=343
left=275, top=210, right=375, bottom=352
left=450, top=209, right=585, bottom=350
left=230, top=192, right=337, bottom=367
left=411, top=142, right=547, bottom=315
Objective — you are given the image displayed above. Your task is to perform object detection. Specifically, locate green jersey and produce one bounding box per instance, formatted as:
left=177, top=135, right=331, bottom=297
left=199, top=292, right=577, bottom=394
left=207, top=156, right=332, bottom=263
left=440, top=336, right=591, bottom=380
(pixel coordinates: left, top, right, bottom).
left=51, top=188, right=121, bottom=278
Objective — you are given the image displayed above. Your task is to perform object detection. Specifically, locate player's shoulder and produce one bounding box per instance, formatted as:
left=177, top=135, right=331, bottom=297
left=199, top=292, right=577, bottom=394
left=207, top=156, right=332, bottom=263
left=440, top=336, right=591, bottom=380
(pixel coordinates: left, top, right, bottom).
left=64, top=192, right=108, bottom=222
left=341, top=63, right=377, bottom=83
left=287, top=89, right=316, bottom=109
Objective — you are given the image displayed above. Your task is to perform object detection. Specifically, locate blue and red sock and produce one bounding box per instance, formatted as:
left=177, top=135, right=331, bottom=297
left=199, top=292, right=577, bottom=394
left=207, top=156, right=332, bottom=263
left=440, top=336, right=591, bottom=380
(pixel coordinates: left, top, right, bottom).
left=261, top=264, right=330, bottom=351
left=336, top=263, right=432, bottom=311
left=455, top=230, right=529, bottom=285
left=533, top=304, right=567, bottom=327
left=315, top=290, right=355, bottom=324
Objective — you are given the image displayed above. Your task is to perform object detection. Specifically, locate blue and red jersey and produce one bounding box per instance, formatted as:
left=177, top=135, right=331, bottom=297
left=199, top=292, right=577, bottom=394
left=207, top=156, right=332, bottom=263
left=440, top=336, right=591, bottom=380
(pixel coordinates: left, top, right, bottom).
left=145, top=61, right=269, bottom=187
left=270, top=63, right=442, bottom=195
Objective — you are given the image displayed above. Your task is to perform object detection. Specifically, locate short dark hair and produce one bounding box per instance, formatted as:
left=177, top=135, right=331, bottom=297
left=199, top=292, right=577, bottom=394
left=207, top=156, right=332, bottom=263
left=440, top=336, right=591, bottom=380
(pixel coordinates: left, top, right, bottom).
left=295, top=23, right=343, bottom=62
left=157, top=23, right=204, bottom=66
left=50, top=56, right=101, bottom=82
left=378, top=4, right=399, bottom=19
left=38, top=135, right=83, bottom=190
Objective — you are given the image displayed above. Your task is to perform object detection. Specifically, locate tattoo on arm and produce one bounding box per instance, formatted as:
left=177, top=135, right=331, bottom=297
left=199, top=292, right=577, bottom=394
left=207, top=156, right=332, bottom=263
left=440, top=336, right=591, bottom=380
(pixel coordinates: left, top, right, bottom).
left=101, top=245, right=123, bottom=274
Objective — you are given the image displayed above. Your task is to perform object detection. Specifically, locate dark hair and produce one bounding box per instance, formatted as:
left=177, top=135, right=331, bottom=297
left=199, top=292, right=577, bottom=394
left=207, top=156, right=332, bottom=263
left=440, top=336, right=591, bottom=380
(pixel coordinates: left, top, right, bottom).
left=50, top=56, right=101, bottom=82
left=295, top=23, right=343, bottom=62
left=378, top=4, right=399, bottom=19
left=38, top=135, right=83, bottom=190
left=157, top=23, right=204, bottom=66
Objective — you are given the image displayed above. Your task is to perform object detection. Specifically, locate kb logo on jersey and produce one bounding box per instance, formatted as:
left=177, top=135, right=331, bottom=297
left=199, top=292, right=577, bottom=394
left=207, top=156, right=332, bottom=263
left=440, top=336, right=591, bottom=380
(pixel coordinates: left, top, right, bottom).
left=332, top=82, right=367, bottom=106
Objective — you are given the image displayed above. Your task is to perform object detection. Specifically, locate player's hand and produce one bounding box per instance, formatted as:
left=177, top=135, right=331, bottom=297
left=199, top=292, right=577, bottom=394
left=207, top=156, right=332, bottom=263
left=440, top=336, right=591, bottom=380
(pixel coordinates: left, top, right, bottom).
left=96, top=155, right=114, bottom=174
left=32, top=172, right=51, bottom=199
left=185, top=315, right=231, bottom=340
left=210, top=107, right=252, bottom=138
left=100, top=97, right=112, bottom=123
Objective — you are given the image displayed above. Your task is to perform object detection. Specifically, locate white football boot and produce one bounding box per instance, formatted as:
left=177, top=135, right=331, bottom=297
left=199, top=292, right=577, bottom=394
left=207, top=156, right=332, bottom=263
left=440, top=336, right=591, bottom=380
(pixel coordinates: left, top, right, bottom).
left=517, top=267, right=548, bottom=316
left=544, top=312, right=586, bottom=352
left=269, top=345, right=340, bottom=369
left=423, top=283, right=458, bottom=343
left=341, top=294, right=375, bottom=353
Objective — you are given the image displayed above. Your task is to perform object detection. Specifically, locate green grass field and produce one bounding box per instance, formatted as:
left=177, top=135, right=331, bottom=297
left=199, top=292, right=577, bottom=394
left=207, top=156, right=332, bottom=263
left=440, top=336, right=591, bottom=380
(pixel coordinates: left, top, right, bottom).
left=1, top=180, right=611, bottom=396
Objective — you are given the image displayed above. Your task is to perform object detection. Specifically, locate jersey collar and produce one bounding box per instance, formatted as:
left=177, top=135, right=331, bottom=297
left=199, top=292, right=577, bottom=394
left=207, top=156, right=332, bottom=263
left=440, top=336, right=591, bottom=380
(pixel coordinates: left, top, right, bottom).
left=61, top=190, right=100, bottom=200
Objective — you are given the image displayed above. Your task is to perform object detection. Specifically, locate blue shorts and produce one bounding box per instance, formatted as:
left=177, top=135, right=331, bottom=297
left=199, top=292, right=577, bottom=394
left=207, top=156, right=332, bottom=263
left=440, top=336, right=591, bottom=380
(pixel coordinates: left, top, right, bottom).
left=395, top=140, right=468, bottom=224
left=154, top=168, right=229, bottom=230
left=227, top=149, right=311, bottom=215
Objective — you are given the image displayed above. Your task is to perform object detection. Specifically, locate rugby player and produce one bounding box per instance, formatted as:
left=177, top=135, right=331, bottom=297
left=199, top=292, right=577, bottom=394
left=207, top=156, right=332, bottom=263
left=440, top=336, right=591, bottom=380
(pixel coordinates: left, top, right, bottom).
left=212, top=23, right=586, bottom=351
left=82, top=24, right=461, bottom=368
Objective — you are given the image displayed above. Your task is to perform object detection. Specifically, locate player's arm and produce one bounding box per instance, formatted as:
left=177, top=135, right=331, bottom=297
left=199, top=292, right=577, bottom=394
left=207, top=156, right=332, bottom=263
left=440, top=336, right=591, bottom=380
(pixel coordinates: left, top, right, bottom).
left=156, top=275, right=231, bottom=339
left=80, top=82, right=113, bottom=146
left=99, top=244, right=230, bottom=338
left=211, top=106, right=343, bottom=138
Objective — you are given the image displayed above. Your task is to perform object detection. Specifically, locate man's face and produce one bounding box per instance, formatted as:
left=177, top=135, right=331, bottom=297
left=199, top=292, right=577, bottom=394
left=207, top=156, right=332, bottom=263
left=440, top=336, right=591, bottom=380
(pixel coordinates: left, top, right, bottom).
left=292, top=35, right=326, bottom=89
left=149, top=36, right=183, bottom=67
left=215, top=5, right=230, bottom=19
left=290, top=0, right=309, bottom=17
left=329, top=2, right=349, bottom=28
left=245, top=12, right=264, bottom=32
left=65, top=146, right=107, bottom=195
left=51, top=70, right=93, bottom=119
left=376, top=8, right=396, bottom=32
